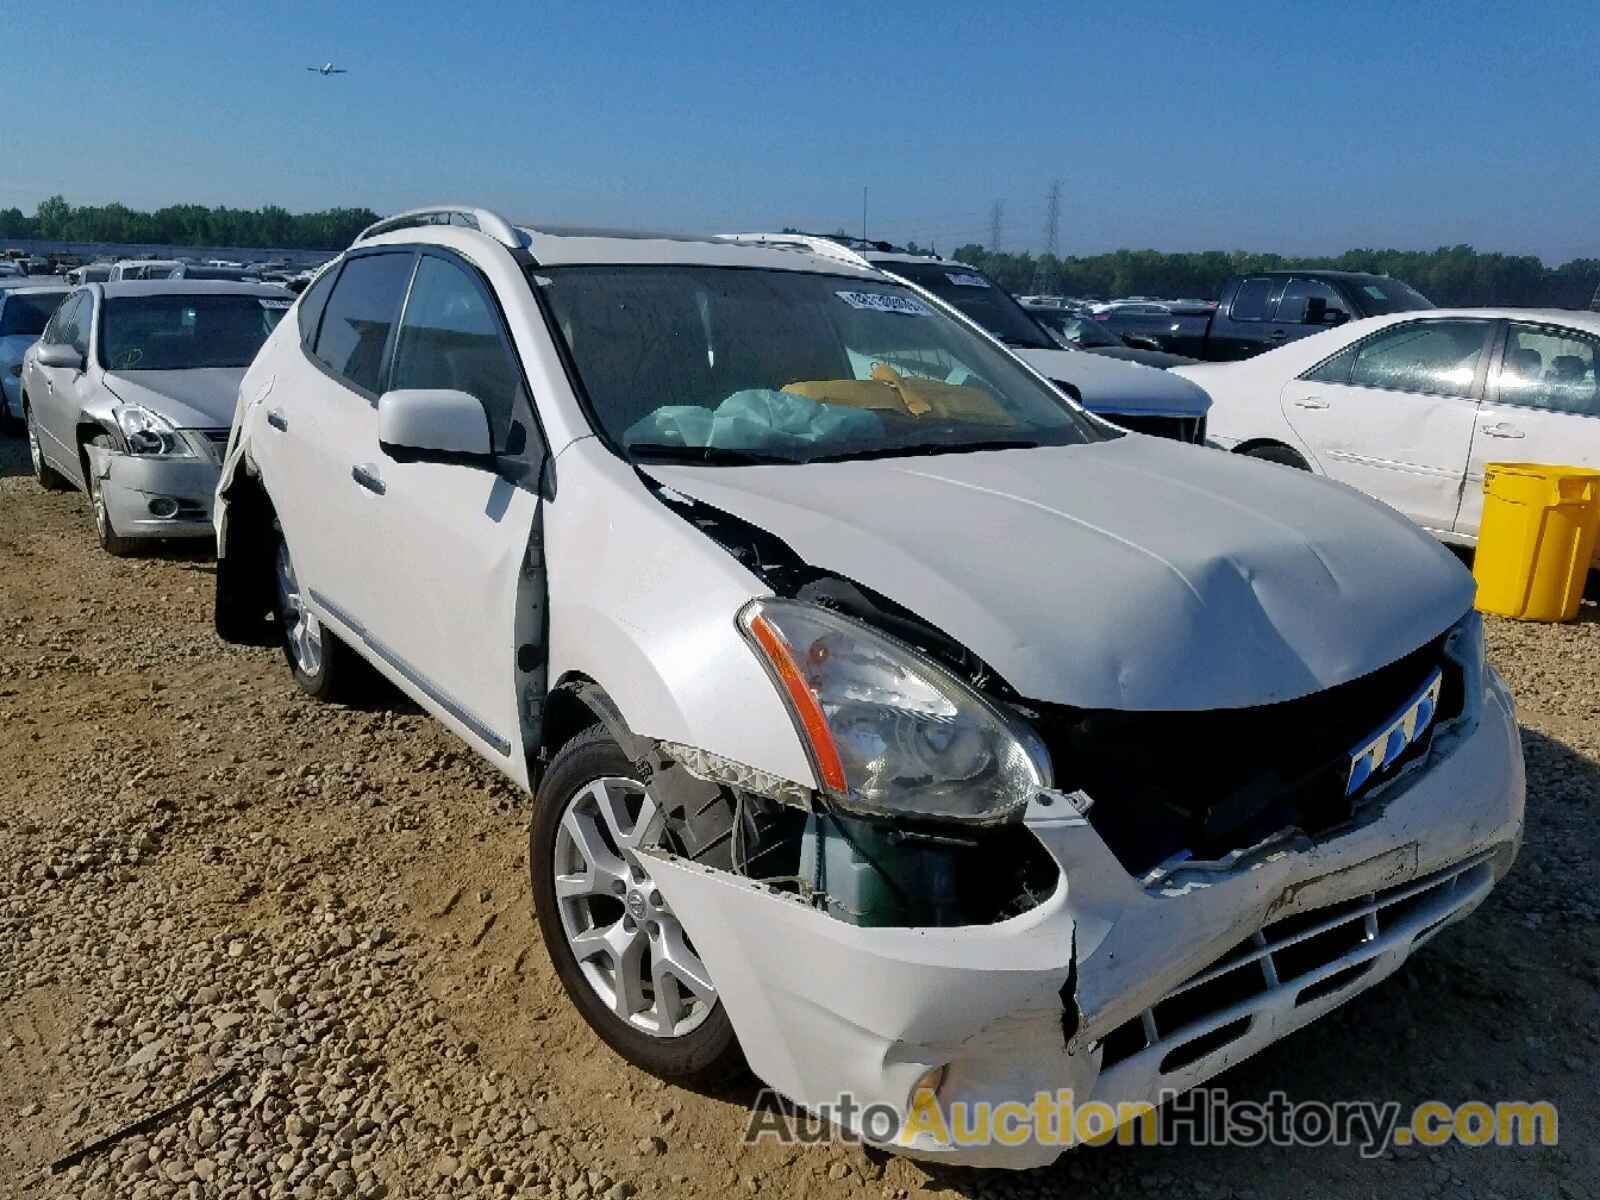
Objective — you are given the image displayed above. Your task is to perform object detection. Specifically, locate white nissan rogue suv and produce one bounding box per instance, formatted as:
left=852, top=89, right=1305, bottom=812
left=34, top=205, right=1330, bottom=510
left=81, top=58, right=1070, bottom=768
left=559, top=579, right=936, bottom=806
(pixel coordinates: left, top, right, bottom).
left=215, top=207, right=1524, bottom=1169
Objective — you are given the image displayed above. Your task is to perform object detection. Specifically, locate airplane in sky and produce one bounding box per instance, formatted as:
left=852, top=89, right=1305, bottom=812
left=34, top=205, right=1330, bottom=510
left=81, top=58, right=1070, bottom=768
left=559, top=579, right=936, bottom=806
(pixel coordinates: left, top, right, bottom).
left=306, top=62, right=348, bottom=75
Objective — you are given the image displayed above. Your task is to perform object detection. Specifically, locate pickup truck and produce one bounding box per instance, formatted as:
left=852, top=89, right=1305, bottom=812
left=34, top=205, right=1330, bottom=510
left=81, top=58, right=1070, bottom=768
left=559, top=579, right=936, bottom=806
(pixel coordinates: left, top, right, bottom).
left=1145, top=270, right=1434, bottom=362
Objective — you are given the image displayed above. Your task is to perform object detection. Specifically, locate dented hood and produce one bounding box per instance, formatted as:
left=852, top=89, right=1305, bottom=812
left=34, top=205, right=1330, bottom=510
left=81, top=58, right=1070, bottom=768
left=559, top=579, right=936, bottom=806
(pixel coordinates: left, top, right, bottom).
left=649, top=437, right=1475, bottom=710
left=104, top=368, right=246, bottom=429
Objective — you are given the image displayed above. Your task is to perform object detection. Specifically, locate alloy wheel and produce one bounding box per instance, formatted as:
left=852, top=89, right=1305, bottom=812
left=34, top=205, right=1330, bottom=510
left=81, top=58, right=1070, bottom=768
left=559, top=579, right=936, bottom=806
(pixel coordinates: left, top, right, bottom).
left=26, top=414, right=43, bottom=477
left=274, top=540, right=324, bottom=677
left=90, top=474, right=110, bottom=540
left=553, top=777, right=718, bottom=1038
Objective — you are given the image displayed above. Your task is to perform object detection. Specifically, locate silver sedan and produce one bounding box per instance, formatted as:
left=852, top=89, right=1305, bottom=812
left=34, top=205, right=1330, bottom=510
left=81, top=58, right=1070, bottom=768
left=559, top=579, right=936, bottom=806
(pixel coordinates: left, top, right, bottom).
left=20, top=280, right=290, bottom=554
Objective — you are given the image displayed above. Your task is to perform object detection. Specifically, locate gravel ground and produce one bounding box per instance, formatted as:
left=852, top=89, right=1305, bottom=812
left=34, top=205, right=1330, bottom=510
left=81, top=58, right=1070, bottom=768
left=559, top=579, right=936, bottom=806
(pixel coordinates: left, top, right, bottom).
left=1, top=431, right=1596, bottom=1200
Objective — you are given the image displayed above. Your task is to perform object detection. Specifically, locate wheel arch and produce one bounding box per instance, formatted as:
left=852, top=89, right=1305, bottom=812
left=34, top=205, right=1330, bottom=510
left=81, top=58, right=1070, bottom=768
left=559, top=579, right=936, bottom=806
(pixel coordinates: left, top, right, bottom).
left=533, top=673, right=648, bottom=793
left=214, top=462, right=281, bottom=645
left=1232, top=436, right=1314, bottom=468
left=76, top=417, right=118, bottom=486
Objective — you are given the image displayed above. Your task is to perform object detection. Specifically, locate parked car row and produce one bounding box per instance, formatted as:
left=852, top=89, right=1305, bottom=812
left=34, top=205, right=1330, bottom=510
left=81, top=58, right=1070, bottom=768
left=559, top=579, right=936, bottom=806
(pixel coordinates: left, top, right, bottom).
left=1177, top=306, right=1600, bottom=561
left=2, top=248, right=329, bottom=290
left=11, top=208, right=1524, bottom=1171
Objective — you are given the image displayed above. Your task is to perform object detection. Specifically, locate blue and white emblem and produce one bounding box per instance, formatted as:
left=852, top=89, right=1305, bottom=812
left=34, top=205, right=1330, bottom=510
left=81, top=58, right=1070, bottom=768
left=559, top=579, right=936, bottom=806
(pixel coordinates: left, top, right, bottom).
left=1346, top=669, right=1444, bottom=796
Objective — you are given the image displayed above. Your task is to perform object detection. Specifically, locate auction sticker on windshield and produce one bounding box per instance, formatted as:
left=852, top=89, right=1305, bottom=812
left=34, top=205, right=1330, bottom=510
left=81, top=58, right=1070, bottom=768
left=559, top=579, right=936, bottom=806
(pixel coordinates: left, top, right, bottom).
left=946, top=272, right=990, bottom=288
left=836, top=291, right=929, bottom=315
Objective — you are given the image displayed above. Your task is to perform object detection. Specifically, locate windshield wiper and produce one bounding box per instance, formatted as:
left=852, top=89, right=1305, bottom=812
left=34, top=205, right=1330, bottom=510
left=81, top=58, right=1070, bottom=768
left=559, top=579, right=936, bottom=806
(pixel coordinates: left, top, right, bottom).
left=806, top=438, right=1043, bottom=463
left=627, top=443, right=796, bottom=466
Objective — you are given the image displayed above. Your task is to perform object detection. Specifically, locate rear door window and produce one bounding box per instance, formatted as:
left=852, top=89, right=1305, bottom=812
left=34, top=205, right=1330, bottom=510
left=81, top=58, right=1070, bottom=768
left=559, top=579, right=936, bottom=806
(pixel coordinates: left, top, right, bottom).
left=1229, top=278, right=1278, bottom=322
left=1497, top=323, right=1600, bottom=417
left=297, top=262, right=340, bottom=349
left=312, top=252, right=416, bottom=395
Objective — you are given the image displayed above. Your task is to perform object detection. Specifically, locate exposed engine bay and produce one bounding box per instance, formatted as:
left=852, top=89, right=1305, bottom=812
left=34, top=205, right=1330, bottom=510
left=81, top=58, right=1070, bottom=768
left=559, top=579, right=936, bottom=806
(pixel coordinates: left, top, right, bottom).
left=597, top=473, right=1480, bottom=928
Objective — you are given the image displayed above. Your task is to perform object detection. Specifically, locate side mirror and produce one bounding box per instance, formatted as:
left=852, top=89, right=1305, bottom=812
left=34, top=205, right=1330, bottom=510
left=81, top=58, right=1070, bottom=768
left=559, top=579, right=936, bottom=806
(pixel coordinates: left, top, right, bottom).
left=36, top=342, right=84, bottom=371
left=377, top=388, right=493, bottom=464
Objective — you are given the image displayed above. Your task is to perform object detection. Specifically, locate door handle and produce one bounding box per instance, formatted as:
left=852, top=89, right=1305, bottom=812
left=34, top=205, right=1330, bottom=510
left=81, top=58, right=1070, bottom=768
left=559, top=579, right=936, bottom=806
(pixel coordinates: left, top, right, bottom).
left=351, top=464, right=386, bottom=495
left=1481, top=422, right=1524, bottom=439
left=1269, top=329, right=1289, bottom=340
left=266, top=408, right=288, bottom=432
left=45, top=377, right=54, bottom=394
left=1293, top=396, right=1329, bottom=409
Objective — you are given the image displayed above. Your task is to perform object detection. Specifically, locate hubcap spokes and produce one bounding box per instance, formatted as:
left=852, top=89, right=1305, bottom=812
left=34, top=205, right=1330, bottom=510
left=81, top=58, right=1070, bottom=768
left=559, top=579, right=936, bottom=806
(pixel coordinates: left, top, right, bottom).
left=274, top=543, right=323, bottom=676
left=555, top=777, right=717, bottom=1037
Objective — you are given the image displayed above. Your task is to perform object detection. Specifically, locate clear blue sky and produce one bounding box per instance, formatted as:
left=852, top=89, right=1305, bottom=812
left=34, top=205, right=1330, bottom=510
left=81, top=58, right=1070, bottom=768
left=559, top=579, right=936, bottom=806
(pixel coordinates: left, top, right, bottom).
left=4, top=0, right=1596, bottom=261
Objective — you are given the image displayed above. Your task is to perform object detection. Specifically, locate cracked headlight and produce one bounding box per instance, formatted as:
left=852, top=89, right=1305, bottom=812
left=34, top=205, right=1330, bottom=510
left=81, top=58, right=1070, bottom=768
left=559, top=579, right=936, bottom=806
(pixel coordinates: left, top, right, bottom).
left=114, top=404, right=196, bottom=457
left=739, top=598, right=1050, bottom=823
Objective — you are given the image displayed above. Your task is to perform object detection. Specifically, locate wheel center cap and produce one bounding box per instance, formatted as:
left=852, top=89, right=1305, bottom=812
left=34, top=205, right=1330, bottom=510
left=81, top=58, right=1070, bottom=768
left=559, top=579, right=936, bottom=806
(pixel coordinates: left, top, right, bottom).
left=625, top=890, right=647, bottom=920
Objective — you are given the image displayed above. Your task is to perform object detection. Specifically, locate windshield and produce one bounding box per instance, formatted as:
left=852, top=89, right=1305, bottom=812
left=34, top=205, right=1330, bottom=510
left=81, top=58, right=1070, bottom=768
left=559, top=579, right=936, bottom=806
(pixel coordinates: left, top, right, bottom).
left=0, top=292, right=66, bottom=336
left=873, top=260, right=1058, bottom=350
left=1034, top=311, right=1120, bottom=348
left=534, top=265, right=1096, bottom=465
left=100, top=294, right=288, bottom=370
left=1353, top=276, right=1434, bottom=314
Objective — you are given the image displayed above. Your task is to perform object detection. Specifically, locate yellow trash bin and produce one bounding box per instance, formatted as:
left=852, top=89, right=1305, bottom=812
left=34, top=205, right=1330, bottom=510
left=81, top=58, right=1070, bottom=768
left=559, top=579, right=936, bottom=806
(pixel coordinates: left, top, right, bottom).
left=1473, top=463, right=1600, bottom=621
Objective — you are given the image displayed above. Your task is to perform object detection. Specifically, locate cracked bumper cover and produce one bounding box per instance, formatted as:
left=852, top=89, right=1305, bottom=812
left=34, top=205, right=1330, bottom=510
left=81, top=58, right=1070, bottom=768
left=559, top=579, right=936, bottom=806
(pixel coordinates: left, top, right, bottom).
left=642, top=671, right=1524, bottom=1170
left=86, top=443, right=219, bottom=539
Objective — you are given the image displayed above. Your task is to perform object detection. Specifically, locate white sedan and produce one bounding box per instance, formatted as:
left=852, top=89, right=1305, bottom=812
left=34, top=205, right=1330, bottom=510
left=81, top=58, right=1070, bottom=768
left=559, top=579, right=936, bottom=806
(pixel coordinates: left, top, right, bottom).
left=1175, top=309, right=1600, bottom=551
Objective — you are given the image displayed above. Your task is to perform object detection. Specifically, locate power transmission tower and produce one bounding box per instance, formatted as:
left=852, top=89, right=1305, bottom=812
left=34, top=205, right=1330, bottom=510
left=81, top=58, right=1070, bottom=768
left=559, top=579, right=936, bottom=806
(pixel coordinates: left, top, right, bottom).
left=1032, top=179, right=1062, bottom=293
left=989, top=200, right=1004, bottom=253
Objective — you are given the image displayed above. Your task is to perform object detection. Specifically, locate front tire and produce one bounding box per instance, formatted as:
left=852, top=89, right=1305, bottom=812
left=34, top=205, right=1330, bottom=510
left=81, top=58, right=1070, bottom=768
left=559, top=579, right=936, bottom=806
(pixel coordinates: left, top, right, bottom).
left=273, top=533, right=358, bottom=701
left=531, top=726, right=744, bottom=1086
left=25, top=402, right=70, bottom=491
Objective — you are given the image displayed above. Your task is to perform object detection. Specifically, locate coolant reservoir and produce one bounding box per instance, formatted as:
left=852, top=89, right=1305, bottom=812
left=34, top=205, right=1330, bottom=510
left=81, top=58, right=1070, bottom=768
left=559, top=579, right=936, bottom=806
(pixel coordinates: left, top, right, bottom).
left=798, top=811, right=963, bottom=926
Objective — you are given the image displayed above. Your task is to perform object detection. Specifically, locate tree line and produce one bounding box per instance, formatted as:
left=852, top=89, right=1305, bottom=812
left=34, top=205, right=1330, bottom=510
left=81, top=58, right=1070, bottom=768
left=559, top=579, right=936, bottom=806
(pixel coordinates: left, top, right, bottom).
left=939, top=243, right=1600, bottom=310
left=0, top=196, right=379, bottom=252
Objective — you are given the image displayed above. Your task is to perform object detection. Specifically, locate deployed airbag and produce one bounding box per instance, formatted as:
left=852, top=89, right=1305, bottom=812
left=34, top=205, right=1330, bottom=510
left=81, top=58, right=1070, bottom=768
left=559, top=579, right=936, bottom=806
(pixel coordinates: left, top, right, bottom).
left=623, top=388, right=883, bottom=452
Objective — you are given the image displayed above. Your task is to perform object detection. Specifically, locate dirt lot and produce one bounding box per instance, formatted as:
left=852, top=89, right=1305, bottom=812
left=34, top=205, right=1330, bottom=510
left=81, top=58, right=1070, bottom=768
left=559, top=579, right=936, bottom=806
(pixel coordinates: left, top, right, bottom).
left=1, top=430, right=1596, bottom=1200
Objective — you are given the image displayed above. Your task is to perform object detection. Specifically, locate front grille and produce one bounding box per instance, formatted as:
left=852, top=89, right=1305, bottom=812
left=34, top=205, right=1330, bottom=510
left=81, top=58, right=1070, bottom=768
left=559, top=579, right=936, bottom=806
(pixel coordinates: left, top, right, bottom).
left=1094, top=852, right=1495, bottom=1075
left=1101, top=413, right=1206, bottom=444
left=1028, top=633, right=1458, bottom=875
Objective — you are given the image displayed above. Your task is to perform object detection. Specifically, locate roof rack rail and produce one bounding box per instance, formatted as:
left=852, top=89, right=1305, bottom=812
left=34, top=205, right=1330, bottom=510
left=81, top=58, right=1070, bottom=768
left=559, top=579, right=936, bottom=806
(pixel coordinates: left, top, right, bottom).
left=354, top=206, right=527, bottom=251
left=717, top=232, right=874, bottom=271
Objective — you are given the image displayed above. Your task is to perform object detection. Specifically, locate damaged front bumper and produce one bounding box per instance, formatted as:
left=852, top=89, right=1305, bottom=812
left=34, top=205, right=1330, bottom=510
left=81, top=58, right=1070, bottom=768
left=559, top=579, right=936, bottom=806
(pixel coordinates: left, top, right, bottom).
left=85, top=442, right=220, bottom=540
left=643, top=669, right=1524, bottom=1170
